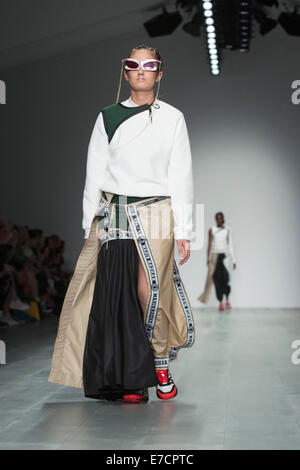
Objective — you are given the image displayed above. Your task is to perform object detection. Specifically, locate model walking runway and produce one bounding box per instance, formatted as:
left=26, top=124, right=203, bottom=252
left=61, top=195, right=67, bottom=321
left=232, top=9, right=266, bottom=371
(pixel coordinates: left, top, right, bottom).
left=48, top=44, right=195, bottom=402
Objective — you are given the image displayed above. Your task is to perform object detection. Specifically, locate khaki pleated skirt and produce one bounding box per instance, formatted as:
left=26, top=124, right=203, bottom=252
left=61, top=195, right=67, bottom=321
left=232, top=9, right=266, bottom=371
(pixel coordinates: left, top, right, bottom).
left=48, top=191, right=195, bottom=389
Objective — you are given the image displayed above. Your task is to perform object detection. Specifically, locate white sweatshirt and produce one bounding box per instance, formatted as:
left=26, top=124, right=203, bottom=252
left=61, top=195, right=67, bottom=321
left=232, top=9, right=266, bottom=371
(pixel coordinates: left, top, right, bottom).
left=211, top=225, right=236, bottom=263
left=82, top=95, right=194, bottom=240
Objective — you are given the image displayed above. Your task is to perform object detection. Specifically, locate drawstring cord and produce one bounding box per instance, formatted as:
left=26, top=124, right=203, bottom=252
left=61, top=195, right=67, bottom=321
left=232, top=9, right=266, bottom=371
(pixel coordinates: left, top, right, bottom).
left=113, top=60, right=162, bottom=149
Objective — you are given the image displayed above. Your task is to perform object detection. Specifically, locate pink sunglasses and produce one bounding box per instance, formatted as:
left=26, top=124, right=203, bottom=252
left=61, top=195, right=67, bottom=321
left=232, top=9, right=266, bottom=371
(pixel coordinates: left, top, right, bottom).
left=122, top=58, right=162, bottom=71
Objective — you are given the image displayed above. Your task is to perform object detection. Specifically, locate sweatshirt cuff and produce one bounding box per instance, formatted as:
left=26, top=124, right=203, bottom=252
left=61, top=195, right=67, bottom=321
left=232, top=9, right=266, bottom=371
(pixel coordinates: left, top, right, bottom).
left=174, top=227, right=193, bottom=241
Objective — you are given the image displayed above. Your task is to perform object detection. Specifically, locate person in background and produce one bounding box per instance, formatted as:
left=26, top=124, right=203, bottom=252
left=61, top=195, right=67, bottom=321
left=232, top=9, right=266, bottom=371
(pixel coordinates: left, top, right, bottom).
left=198, top=212, right=236, bottom=311
left=0, top=219, right=70, bottom=322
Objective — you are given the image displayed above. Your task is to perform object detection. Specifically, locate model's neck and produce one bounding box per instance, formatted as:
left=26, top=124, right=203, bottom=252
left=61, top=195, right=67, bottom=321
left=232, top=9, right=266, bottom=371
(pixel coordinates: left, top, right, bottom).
left=129, top=92, right=155, bottom=106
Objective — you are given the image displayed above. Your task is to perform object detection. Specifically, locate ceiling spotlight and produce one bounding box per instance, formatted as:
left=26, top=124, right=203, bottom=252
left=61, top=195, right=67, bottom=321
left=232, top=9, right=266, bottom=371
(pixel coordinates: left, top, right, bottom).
left=182, top=10, right=203, bottom=37
left=253, top=7, right=277, bottom=35
left=278, top=9, right=300, bottom=37
left=143, top=8, right=182, bottom=37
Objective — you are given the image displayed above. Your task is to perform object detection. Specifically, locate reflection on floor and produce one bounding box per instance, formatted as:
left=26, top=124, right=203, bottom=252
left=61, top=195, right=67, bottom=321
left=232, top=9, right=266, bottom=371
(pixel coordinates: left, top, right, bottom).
left=0, top=308, right=300, bottom=450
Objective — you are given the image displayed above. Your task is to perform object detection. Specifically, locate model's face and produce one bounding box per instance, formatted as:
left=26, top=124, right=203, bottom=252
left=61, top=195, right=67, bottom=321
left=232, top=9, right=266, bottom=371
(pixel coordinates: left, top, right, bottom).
left=216, top=214, right=224, bottom=226
left=124, top=49, right=163, bottom=93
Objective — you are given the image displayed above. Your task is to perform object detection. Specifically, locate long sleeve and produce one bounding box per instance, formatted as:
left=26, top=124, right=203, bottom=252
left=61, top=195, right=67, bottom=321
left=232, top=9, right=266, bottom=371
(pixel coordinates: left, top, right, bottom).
left=227, top=227, right=236, bottom=264
left=167, top=113, right=194, bottom=240
left=82, top=112, right=109, bottom=239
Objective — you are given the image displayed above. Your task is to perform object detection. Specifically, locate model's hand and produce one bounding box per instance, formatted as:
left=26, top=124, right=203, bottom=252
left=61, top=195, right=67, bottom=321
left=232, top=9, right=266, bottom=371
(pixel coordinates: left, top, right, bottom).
left=176, top=239, right=190, bottom=265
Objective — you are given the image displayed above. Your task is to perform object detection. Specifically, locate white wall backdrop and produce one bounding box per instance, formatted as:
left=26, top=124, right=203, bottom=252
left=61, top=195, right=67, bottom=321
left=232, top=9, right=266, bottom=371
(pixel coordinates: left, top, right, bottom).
left=0, top=22, right=299, bottom=308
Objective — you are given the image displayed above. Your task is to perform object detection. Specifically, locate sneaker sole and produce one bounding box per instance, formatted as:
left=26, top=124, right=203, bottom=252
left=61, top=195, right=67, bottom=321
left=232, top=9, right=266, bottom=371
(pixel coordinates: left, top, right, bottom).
left=156, top=385, right=178, bottom=400
left=122, top=393, right=149, bottom=404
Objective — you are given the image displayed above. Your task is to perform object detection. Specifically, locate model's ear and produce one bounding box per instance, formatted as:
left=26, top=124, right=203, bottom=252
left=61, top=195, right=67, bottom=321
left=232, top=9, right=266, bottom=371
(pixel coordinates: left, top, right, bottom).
left=156, top=71, right=163, bottom=83
left=124, top=70, right=129, bottom=81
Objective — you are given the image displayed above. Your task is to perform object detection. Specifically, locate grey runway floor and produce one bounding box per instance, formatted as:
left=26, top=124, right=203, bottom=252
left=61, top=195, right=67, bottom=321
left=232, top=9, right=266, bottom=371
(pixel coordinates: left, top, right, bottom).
left=0, top=308, right=300, bottom=450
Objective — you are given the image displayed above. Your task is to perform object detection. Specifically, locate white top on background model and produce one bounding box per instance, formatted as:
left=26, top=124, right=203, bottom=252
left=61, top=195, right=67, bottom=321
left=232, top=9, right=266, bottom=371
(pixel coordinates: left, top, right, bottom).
left=211, top=225, right=236, bottom=263
left=82, top=95, right=194, bottom=241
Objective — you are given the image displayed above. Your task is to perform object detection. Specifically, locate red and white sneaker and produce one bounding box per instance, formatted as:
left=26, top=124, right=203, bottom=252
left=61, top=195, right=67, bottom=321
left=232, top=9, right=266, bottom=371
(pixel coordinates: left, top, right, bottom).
left=225, top=301, right=231, bottom=310
left=122, top=388, right=149, bottom=404
left=156, top=369, right=177, bottom=400
left=219, top=303, right=224, bottom=311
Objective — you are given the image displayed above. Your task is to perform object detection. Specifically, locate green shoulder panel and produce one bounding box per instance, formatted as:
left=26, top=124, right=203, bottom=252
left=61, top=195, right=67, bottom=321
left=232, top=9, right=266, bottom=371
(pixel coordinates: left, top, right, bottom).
left=101, top=103, right=149, bottom=143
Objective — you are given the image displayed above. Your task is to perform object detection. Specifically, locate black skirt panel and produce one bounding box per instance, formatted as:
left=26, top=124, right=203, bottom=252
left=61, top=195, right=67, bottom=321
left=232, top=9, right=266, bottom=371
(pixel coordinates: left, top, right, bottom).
left=83, top=238, right=158, bottom=399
